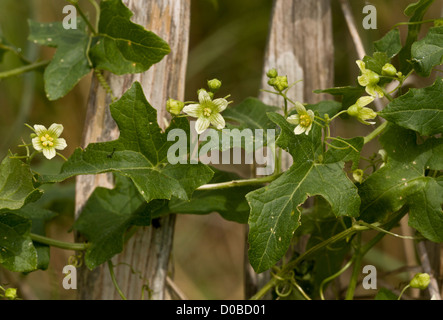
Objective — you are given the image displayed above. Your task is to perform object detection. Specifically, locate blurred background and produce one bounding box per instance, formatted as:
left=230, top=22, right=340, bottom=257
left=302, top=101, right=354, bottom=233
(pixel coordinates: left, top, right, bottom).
left=0, top=0, right=442, bottom=300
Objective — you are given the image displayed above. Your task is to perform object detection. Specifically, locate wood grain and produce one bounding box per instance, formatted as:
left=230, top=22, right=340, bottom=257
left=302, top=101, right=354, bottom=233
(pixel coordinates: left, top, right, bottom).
left=75, top=0, right=191, bottom=300
left=245, top=0, right=334, bottom=298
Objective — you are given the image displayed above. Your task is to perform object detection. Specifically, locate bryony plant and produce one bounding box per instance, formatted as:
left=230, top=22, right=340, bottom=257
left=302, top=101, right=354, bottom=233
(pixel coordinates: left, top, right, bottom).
left=0, top=0, right=442, bottom=302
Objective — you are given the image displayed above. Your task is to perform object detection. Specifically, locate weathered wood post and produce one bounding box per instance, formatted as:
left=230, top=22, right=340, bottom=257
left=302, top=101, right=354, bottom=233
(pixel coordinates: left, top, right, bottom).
left=245, top=0, right=334, bottom=298
left=75, top=0, right=191, bottom=300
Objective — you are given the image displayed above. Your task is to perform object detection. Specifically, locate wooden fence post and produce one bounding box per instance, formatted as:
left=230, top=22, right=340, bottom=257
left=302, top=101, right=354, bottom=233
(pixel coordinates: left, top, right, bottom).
left=75, top=0, right=191, bottom=300
left=244, top=0, right=334, bottom=298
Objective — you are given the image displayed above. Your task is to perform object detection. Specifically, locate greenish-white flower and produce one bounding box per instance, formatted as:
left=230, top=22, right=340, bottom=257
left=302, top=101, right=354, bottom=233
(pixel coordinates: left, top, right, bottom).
left=286, top=102, right=315, bottom=135
left=356, top=60, right=384, bottom=98
left=347, top=96, right=377, bottom=125
left=183, top=89, right=228, bottom=134
left=31, top=123, right=67, bottom=160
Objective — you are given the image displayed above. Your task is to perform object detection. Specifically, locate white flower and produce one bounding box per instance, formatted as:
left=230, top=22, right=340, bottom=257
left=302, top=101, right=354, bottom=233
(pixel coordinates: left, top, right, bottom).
left=31, top=123, right=67, bottom=159
left=182, top=89, right=228, bottom=134
left=286, top=102, right=315, bottom=135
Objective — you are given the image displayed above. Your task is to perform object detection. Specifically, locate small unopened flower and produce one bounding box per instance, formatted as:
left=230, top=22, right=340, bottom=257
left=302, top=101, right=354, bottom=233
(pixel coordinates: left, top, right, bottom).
left=183, top=89, right=228, bottom=134
left=352, top=169, right=364, bottom=183
left=207, top=78, right=222, bottom=92
left=286, top=102, right=315, bottom=135
left=378, top=149, right=387, bottom=168
left=410, top=273, right=430, bottom=290
left=381, top=63, right=397, bottom=77
left=4, top=288, right=18, bottom=300
left=266, top=68, right=278, bottom=79
left=31, top=123, right=67, bottom=160
left=347, top=96, right=377, bottom=125
left=268, top=75, right=288, bottom=92
left=166, top=98, right=184, bottom=115
left=356, top=60, right=384, bottom=98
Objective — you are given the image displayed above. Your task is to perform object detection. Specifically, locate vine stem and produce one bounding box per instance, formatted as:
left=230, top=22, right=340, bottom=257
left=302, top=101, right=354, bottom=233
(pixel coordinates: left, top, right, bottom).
left=30, top=233, right=89, bottom=251
left=0, top=60, right=50, bottom=79
left=108, top=261, right=127, bottom=300
left=250, top=224, right=368, bottom=300
left=363, top=121, right=388, bottom=144
left=196, top=173, right=282, bottom=191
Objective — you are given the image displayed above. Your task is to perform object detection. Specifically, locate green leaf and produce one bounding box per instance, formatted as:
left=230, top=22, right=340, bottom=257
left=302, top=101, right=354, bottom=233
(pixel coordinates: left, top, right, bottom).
left=375, top=287, right=398, bottom=300
left=11, top=203, right=57, bottom=270
left=374, top=28, right=402, bottom=59
left=207, top=97, right=278, bottom=152
left=0, top=156, right=42, bottom=211
left=28, top=19, right=92, bottom=100
left=41, top=82, right=213, bottom=203
left=363, top=52, right=390, bottom=75
left=90, top=0, right=170, bottom=75
left=399, top=0, right=435, bottom=74
left=74, top=175, right=151, bottom=269
left=411, top=26, right=443, bottom=77
left=302, top=202, right=352, bottom=298
left=324, top=137, right=364, bottom=170
left=0, top=213, right=37, bottom=272
left=168, top=169, right=254, bottom=224
left=379, top=78, right=443, bottom=136
left=246, top=113, right=360, bottom=273
left=359, top=124, right=443, bottom=242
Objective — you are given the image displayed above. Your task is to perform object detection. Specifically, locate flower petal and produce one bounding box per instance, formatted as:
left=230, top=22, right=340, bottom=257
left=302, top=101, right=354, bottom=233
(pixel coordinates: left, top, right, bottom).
left=33, top=125, right=47, bottom=135
left=198, top=89, right=212, bottom=105
left=358, top=74, right=370, bottom=87
left=307, top=109, right=315, bottom=120
left=48, top=123, right=64, bottom=137
left=210, top=113, right=225, bottom=130
left=294, top=102, right=307, bottom=115
left=32, top=137, right=43, bottom=151
left=54, top=138, right=67, bottom=150
left=304, top=123, right=313, bottom=135
left=356, top=96, right=375, bottom=108
left=211, top=98, right=228, bottom=113
left=293, top=125, right=306, bottom=135
left=42, top=148, right=56, bottom=160
left=183, top=104, right=202, bottom=118
left=286, top=115, right=300, bottom=125
left=356, top=60, right=366, bottom=72
left=195, top=117, right=211, bottom=134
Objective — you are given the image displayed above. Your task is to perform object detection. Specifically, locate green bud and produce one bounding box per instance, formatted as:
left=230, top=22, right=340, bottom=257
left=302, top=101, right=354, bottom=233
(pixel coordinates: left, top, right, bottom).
left=347, top=105, right=359, bottom=117
left=410, top=273, right=430, bottom=290
left=166, top=99, right=184, bottom=116
left=435, top=18, right=443, bottom=27
left=266, top=68, right=278, bottom=79
left=382, top=63, right=397, bottom=77
left=352, top=169, right=364, bottom=183
left=267, top=78, right=277, bottom=86
left=273, top=76, right=288, bottom=92
left=4, top=288, right=17, bottom=300
left=30, top=133, right=37, bottom=139
left=207, top=78, right=222, bottom=92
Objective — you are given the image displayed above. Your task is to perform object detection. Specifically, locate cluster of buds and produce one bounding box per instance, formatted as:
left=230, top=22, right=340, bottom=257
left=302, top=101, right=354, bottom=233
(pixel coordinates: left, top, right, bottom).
left=266, top=68, right=288, bottom=92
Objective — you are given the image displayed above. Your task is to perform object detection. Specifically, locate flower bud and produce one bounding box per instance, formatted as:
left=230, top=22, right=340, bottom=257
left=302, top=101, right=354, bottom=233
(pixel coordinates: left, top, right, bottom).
left=352, top=169, right=364, bottom=183
left=410, top=273, right=430, bottom=290
left=207, top=78, right=222, bottom=92
left=273, top=76, right=288, bottom=92
left=435, top=18, right=443, bottom=27
left=4, top=288, right=18, bottom=300
left=266, top=68, right=278, bottom=79
left=382, top=63, right=397, bottom=77
left=166, top=99, right=184, bottom=116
